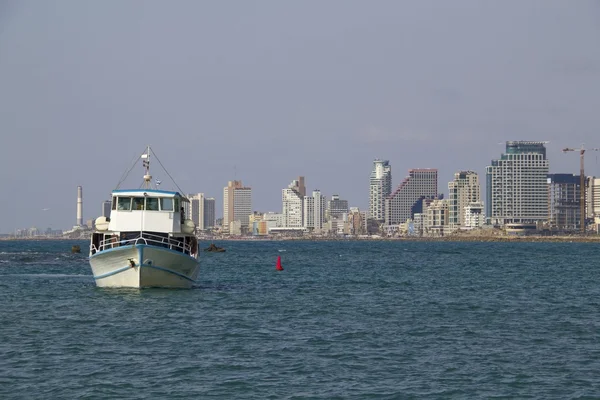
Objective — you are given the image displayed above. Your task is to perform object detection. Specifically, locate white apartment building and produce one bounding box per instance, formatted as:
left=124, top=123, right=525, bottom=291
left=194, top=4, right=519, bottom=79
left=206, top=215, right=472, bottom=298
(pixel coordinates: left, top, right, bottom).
left=303, top=190, right=326, bottom=231
left=448, top=171, right=480, bottom=228
left=413, top=213, right=424, bottom=236
left=385, top=169, right=438, bottom=226
left=464, top=202, right=485, bottom=229
left=223, top=180, right=252, bottom=234
left=187, top=193, right=205, bottom=231
left=591, top=177, right=600, bottom=224
left=369, top=159, right=392, bottom=222
left=486, top=141, right=549, bottom=226
left=283, top=179, right=304, bottom=228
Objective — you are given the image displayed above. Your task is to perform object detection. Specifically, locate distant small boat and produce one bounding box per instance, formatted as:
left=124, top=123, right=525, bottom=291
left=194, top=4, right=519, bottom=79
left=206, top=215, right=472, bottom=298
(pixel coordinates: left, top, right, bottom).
left=204, top=243, right=225, bottom=252
left=88, top=146, right=200, bottom=288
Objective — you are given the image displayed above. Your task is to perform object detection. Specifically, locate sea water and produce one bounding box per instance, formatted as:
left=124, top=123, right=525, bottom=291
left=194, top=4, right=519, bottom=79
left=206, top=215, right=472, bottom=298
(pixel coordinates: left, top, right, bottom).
left=1, top=239, right=599, bottom=399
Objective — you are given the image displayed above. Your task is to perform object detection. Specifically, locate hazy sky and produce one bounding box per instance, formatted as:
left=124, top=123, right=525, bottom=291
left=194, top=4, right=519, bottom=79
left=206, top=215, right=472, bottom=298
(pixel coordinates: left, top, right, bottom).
left=1, top=0, right=599, bottom=232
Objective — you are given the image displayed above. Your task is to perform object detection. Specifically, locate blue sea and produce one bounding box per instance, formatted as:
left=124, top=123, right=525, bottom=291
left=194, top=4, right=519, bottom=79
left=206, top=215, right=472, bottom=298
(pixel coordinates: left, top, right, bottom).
left=1, top=239, right=600, bottom=399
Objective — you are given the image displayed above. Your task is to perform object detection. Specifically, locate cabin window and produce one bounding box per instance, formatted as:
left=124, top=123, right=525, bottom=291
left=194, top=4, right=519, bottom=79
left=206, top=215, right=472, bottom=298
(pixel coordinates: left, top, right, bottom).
left=146, top=197, right=159, bottom=211
left=160, top=198, right=174, bottom=211
left=174, top=198, right=180, bottom=212
left=117, top=197, right=132, bottom=211
left=111, top=197, right=117, bottom=210
left=133, top=197, right=145, bottom=210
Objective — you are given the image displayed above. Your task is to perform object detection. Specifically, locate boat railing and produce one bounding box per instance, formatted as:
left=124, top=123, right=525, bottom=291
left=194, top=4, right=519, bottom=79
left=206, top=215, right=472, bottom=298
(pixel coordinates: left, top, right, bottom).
left=97, top=232, right=192, bottom=254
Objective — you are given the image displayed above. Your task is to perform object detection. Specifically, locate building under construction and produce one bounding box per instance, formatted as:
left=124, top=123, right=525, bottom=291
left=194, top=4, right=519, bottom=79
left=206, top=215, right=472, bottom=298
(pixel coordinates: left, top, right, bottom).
left=547, top=174, right=581, bottom=231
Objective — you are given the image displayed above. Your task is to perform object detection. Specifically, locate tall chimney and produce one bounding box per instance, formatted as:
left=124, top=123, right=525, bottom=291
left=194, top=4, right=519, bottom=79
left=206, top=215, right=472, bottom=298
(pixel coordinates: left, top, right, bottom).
left=77, top=186, right=83, bottom=226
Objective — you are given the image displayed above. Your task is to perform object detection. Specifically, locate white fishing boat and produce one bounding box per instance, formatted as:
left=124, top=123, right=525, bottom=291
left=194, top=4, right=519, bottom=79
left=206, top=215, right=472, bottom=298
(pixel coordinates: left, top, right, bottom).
left=89, top=147, right=199, bottom=288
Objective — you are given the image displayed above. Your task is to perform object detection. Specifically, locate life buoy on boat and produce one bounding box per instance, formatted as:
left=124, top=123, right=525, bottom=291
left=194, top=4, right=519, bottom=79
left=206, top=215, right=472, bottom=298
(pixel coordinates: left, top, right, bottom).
left=182, top=219, right=195, bottom=234
left=95, top=216, right=109, bottom=231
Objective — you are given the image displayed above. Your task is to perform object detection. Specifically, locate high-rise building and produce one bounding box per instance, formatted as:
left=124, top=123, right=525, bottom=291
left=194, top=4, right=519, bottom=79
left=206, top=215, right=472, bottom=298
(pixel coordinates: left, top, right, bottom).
left=586, top=176, right=596, bottom=219
left=369, top=159, right=392, bottom=222
left=486, top=141, right=549, bottom=226
left=282, top=179, right=304, bottom=228
left=223, top=181, right=252, bottom=234
left=591, top=178, right=600, bottom=230
left=448, top=171, right=480, bottom=228
left=101, top=200, right=111, bottom=219
left=188, top=193, right=205, bottom=231
left=327, top=194, right=349, bottom=220
left=385, top=169, right=438, bottom=225
left=547, top=174, right=581, bottom=231
left=304, top=190, right=326, bottom=231
left=297, top=176, right=306, bottom=197
left=203, top=197, right=216, bottom=229
left=592, top=178, right=600, bottom=217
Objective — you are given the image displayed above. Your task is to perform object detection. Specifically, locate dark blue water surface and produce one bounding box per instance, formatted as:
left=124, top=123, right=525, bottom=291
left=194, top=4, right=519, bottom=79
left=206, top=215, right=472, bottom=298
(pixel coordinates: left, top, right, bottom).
left=1, top=239, right=600, bottom=399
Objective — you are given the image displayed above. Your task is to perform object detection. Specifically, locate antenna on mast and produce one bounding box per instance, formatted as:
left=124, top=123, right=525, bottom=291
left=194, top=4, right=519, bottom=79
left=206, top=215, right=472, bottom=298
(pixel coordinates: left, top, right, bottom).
left=142, top=145, right=152, bottom=189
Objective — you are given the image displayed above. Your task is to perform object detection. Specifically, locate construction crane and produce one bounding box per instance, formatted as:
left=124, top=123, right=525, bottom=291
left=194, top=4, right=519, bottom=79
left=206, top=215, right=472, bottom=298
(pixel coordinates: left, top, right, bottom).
left=562, top=145, right=600, bottom=233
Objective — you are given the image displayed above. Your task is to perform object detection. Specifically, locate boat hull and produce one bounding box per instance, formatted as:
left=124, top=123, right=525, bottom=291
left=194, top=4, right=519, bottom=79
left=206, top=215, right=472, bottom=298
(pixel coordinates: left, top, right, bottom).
left=89, top=244, right=199, bottom=288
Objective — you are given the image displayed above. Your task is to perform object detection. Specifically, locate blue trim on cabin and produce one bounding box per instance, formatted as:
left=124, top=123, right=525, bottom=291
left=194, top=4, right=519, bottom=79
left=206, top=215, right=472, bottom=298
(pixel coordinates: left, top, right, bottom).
left=112, top=189, right=181, bottom=196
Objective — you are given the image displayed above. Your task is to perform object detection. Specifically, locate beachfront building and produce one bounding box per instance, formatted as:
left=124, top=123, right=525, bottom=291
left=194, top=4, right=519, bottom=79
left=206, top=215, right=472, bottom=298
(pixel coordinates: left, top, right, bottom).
left=464, top=202, right=485, bottom=229
left=187, top=193, right=206, bottom=231
left=369, top=159, right=392, bottom=222
left=326, top=194, right=349, bottom=221
left=303, top=190, right=326, bottom=232
left=486, top=141, right=549, bottom=226
left=448, top=171, right=480, bottom=229
left=547, top=174, right=581, bottom=231
left=223, top=180, right=252, bottom=234
left=385, top=169, right=438, bottom=226
left=592, top=178, right=600, bottom=218
left=101, top=200, right=111, bottom=219
left=203, top=197, right=216, bottom=229
left=347, top=208, right=364, bottom=235
left=413, top=213, right=424, bottom=236
left=423, top=199, right=449, bottom=236
left=283, top=179, right=304, bottom=228
left=591, top=178, right=600, bottom=231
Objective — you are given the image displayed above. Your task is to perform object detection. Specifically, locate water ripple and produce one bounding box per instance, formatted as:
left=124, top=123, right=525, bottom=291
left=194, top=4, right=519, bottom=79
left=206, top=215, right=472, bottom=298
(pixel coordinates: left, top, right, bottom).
left=1, top=240, right=600, bottom=398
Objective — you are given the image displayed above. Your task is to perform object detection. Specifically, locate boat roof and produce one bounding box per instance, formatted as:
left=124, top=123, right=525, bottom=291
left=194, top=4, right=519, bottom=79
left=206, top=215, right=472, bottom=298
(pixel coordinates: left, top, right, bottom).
left=112, top=189, right=187, bottom=199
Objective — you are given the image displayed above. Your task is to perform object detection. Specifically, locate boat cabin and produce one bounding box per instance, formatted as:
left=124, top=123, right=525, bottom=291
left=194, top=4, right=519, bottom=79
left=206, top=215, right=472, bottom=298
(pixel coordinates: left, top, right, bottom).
left=107, top=189, right=189, bottom=233
left=90, top=189, right=197, bottom=257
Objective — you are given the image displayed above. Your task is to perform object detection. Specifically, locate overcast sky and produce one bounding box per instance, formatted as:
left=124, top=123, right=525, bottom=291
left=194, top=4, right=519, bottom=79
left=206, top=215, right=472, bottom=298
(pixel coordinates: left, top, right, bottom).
left=1, top=0, right=599, bottom=232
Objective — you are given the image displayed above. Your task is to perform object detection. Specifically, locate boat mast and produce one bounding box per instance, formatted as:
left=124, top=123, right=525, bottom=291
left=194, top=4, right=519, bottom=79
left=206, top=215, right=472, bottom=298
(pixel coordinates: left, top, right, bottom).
left=142, top=145, right=152, bottom=189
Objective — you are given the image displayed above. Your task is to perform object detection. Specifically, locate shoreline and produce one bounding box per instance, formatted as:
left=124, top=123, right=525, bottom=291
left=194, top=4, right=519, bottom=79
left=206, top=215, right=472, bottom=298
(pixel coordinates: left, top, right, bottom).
left=2, top=235, right=600, bottom=243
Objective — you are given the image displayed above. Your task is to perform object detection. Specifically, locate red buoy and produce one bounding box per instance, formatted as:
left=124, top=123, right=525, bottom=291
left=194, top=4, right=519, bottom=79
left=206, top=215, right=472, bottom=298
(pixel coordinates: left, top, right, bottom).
left=276, top=255, right=284, bottom=271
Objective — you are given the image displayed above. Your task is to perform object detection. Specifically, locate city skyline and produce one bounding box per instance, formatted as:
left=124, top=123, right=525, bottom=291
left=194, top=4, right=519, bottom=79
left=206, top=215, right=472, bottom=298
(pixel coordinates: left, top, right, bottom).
left=10, top=142, right=600, bottom=234
left=1, top=1, right=600, bottom=233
